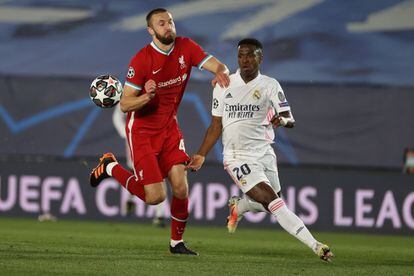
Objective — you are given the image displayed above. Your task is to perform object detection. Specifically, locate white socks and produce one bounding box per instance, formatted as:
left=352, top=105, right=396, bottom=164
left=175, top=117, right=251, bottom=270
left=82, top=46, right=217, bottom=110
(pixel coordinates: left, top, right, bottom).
left=106, top=162, right=117, bottom=176
left=170, top=239, right=183, bottom=247
left=268, top=198, right=317, bottom=251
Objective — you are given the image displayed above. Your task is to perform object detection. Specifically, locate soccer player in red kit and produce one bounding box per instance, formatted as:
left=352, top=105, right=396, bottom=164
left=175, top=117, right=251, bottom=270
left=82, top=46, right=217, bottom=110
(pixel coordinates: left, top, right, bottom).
left=90, top=8, right=230, bottom=255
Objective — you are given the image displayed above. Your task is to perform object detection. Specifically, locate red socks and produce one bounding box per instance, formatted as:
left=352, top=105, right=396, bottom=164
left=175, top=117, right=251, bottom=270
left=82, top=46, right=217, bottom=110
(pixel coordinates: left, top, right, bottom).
left=111, top=164, right=190, bottom=242
left=170, top=196, right=189, bottom=241
left=112, top=164, right=146, bottom=202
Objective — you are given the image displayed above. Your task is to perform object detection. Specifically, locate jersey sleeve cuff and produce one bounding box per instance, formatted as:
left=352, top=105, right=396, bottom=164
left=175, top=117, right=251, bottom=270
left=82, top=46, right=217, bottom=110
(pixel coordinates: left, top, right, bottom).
left=197, top=54, right=213, bottom=70
left=211, top=111, right=223, bottom=117
left=125, top=81, right=142, bottom=90
left=277, top=107, right=291, bottom=114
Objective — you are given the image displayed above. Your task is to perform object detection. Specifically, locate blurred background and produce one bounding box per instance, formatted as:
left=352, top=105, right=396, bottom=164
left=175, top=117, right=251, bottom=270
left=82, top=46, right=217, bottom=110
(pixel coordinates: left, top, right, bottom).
left=0, top=0, right=413, bottom=234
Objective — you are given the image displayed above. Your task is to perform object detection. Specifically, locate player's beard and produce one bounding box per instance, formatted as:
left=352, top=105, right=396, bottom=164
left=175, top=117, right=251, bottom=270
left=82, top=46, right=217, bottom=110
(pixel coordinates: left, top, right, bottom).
left=155, top=30, right=176, bottom=45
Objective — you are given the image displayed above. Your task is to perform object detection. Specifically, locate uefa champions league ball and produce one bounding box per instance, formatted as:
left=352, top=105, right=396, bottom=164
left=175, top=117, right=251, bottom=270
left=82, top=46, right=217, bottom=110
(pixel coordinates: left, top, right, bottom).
left=89, top=75, right=123, bottom=108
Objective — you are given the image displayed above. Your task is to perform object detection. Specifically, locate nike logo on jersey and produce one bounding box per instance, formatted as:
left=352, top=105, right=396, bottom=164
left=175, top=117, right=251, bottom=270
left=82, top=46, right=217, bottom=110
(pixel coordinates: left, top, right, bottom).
left=152, top=68, right=162, bottom=74
left=225, top=93, right=233, bottom=99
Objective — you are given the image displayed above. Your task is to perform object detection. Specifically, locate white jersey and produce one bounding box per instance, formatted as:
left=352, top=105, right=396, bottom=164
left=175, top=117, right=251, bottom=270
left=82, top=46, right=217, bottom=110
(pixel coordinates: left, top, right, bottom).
left=212, top=70, right=291, bottom=160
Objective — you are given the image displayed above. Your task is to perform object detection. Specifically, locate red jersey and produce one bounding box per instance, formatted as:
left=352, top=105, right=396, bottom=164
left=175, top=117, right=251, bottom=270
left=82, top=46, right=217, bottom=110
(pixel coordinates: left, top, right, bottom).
left=125, top=36, right=211, bottom=134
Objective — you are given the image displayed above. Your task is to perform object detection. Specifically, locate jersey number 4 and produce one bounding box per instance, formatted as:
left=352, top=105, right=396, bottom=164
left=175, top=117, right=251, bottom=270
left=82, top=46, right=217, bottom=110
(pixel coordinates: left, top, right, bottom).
left=179, top=139, right=185, bottom=151
left=232, top=164, right=251, bottom=180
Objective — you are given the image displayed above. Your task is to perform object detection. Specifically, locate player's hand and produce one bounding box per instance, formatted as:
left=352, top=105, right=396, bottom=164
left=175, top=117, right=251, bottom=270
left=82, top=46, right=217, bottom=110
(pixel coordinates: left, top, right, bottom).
left=212, top=71, right=230, bottom=88
left=211, top=78, right=218, bottom=88
left=271, top=115, right=284, bottom=128
left=144, top=79, right=156, bottom=99
left=186, top=154, right=205, bottom=171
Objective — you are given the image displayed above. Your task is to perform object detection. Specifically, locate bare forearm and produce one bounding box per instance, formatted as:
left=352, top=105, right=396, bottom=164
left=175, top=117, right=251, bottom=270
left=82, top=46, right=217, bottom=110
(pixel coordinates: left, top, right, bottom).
left=216, top=63, right=229, bottom=74
left=203, top=57, right=227, bottom=74
left=120, top=94, right=152, bottom=113
left=197, top=124, right=222, bottom=157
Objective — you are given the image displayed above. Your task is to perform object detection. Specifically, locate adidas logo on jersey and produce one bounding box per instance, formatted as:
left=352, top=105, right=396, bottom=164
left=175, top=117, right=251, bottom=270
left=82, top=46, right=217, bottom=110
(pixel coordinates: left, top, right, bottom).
left=225, top=93, right=233, bottom=99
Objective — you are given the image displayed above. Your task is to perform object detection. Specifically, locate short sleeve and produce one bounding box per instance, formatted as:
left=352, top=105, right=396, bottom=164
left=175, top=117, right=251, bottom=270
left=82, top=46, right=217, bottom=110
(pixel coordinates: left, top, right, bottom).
left=269, top=80, right=291, bottom=114
left=124, top=52, right=146, bottom=91
left=211, top=85, right=225, bottom=117
left=185, top=38, right=213, bottom=70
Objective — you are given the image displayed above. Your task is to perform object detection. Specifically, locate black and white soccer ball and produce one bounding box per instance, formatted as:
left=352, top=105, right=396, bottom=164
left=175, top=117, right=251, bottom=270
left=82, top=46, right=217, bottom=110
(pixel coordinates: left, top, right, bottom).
left=89, top=75, right=123, bottom=108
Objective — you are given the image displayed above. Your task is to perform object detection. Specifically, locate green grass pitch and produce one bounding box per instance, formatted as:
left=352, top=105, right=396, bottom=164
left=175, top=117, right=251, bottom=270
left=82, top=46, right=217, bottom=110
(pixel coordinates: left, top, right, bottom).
left=0, top=217, right=413, bottom=275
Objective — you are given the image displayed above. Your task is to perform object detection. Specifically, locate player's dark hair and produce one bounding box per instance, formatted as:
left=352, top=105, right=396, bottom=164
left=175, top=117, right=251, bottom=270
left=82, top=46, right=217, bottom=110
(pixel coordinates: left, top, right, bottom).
left=238, top=38, right=263, bottom=51
left=146, top=8, right=168, bottom=26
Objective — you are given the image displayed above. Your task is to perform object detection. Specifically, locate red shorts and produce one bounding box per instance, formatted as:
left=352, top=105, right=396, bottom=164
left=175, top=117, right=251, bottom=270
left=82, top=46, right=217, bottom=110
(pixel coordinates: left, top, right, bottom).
left=127, top=121, right=189, bottom=185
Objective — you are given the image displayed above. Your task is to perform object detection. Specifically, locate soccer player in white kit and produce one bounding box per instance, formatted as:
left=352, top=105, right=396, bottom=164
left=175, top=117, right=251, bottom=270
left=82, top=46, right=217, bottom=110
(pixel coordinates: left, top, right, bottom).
left=187, top=38, right=334, bottom=262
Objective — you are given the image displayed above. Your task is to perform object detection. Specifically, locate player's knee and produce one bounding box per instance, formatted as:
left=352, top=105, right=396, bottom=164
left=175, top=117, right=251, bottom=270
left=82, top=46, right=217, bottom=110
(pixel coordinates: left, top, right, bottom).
left=146, top=190, right=167, bottom=205
left=172, top=184, right=188, bottom=199
left=146, top=194, right=166, bottom=205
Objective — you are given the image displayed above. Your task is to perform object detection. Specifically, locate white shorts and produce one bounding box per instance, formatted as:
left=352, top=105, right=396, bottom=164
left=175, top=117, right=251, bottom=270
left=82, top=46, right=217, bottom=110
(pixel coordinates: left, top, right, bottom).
left=223, top=150, right=281, bottom=194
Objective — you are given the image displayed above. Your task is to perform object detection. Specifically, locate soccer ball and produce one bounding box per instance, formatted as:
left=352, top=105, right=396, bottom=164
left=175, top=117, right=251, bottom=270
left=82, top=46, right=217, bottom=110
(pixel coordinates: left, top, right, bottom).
left=89, top=75, right=123, bottom=108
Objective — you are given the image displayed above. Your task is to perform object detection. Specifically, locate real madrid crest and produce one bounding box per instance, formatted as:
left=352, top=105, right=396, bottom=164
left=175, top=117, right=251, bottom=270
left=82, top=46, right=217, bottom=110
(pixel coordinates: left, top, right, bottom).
left=253, top=90, right=261, bottom=100
left=240, top=178, right=247, bottom=186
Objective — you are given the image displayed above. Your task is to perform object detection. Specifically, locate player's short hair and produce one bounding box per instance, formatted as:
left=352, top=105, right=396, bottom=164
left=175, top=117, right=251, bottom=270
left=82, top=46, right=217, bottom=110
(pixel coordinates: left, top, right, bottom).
left=146, top=8, right=168, bottom=27
left=238, top=38, right=263, bottom=51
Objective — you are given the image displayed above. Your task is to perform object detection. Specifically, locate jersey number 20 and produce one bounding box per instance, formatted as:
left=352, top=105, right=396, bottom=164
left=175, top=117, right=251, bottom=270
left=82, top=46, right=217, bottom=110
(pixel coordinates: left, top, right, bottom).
left=232, top=164, right=251, bottom=180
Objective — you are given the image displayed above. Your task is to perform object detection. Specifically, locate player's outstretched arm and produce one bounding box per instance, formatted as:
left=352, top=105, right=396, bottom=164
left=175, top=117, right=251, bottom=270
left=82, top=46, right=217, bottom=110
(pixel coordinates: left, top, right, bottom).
left=186, top=116, right=222, bottom=171
left=201, top=57, right=230, bottom=88
left=120, top=80, right=156, bottom=113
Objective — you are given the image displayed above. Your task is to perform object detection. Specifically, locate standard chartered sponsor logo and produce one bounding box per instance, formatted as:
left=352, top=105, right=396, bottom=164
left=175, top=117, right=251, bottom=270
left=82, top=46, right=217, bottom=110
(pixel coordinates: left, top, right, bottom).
left=158, top=76, right=182, bottom=88
left=225, top=103, right=260, bottom=118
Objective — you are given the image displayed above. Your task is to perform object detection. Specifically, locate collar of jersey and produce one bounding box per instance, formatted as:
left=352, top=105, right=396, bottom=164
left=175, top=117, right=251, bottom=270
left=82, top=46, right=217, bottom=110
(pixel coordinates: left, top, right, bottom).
left=235, top=69, right=262, bottom=85
left=151, top=41, right=175, bottom=56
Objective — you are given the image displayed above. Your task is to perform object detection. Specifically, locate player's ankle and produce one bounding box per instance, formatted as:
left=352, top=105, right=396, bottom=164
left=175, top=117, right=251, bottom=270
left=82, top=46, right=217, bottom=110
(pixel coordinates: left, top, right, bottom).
left=170, top=239, right=184, bottom=247
left=106, top=162, right=117, bottom=176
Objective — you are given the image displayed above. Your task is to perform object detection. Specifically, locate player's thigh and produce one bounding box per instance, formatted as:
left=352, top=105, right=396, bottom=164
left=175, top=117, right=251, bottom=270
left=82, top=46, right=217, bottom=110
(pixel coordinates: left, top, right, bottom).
left=167, top=164, right=188, bottom=199
left=224, top=160, right=270, bottom=194
left=262, top=154, right=281, bottom=193
left=159, top=123, right=189, bottom=180
left=134, top=153, right=163, bottom=184
left=245, top=182, right=278, bottom=206
left=135, top=154, right=166, bottom=204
